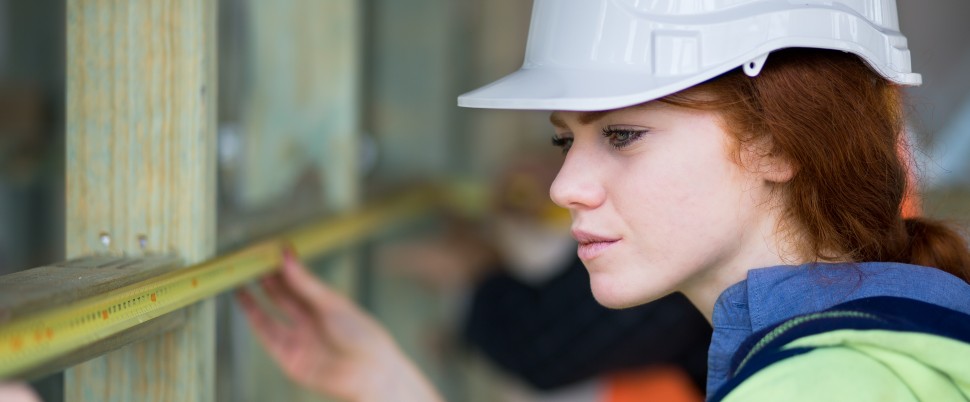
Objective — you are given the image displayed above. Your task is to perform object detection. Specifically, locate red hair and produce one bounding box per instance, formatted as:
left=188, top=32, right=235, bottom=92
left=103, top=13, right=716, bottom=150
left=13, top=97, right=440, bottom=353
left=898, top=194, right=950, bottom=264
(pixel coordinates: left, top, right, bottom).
left=663, top=49, right=970, bottom=282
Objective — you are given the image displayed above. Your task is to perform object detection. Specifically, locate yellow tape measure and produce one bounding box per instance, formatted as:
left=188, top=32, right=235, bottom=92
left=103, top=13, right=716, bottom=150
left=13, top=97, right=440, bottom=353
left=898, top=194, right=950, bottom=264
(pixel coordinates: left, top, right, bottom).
left=0, top=188, right=436, bottom=379
left=0, top=243, right=279, bottom=379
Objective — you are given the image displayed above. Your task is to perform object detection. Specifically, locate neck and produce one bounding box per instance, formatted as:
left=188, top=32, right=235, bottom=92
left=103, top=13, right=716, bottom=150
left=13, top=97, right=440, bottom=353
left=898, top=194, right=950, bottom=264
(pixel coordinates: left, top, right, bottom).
left=680, top=212, right=804, bottom=323
left=680, top=259, right=763, bottom=323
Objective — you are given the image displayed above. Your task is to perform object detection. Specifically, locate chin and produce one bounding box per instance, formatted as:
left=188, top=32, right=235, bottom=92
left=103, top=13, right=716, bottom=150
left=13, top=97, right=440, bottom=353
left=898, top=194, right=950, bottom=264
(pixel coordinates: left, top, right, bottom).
left=588, top=274, right=665, bottom=310
left=591, top=293, right=642, bottom=309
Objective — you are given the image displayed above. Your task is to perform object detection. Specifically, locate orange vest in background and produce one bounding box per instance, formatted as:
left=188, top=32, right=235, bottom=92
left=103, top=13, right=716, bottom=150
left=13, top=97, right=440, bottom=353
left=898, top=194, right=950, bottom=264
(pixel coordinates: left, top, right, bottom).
left=604, top=367, right=703, bottom=402
left=900, top=137, right=921, bottom=218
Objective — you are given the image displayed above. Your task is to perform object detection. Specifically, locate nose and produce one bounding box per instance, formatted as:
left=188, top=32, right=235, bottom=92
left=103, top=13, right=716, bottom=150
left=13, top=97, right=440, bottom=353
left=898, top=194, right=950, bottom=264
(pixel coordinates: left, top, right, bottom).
left=550, top=147, right=606, bottom=211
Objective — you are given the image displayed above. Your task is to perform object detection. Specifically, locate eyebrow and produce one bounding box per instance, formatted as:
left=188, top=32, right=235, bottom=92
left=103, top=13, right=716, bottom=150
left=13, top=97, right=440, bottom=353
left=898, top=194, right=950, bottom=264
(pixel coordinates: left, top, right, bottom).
left=549, top=111, right=610, bottom=128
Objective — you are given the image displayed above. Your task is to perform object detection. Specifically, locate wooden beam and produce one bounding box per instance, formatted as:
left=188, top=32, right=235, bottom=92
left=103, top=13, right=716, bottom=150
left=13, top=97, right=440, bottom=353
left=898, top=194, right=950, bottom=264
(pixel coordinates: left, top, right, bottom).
left=0, top=256, right=180, bottom=324
left=65, top=0, right=216, bottom=401
left=0, top=256, right=185, bottom=380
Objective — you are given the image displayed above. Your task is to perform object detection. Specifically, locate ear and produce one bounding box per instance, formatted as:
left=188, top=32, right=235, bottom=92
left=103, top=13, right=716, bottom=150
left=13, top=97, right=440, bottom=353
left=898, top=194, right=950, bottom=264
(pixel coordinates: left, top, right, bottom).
left=741, top=140, right=795, bottom=184
left=757, top=151, right=795, bottom=183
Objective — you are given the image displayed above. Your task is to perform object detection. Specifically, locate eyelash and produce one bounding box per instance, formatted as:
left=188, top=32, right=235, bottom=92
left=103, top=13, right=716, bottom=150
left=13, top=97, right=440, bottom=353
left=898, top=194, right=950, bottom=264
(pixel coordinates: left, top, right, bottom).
left=551, top=135, right=572, bottom=154
left=602, top=127, right=647, bottom=149
left=551, top=127, right=647, bottom=154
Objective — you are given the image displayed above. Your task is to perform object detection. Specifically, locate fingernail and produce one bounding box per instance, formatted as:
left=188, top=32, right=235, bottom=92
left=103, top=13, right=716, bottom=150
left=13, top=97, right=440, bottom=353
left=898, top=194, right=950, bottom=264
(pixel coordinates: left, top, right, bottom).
left=281, top=243, right=296, bottom=262
left=235, top=290, right=250, bottom=305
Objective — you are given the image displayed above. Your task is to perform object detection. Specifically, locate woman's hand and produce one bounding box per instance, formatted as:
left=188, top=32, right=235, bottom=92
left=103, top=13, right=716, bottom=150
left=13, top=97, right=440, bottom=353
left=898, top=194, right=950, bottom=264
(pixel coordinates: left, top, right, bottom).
left=0, top=383, right=40, bottom=402
left=236, top=248, right=443, bottom=402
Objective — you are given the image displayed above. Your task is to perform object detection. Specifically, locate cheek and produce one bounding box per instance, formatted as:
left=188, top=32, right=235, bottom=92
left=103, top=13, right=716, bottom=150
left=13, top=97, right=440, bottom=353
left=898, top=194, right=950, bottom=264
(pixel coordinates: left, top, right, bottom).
left=593, top=170, right=736, bottom=305
left=620, top=153, right=740, bottom=234
left=613, top=138, right=752, bottom=281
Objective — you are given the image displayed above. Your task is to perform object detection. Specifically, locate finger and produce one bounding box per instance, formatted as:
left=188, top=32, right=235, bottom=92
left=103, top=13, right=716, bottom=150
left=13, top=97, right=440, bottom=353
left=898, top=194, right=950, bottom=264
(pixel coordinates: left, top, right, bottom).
left=235, top=288, right=287, bottom=347
left=235, top=288, right=275, bottom=332
left=236, top=289, right=301, bottom=365
left=278, top=247, right=347, bottom=309
left=261, top=273, right=315, bottom=327
left=0, top=382, right=40, bottom=402
left=277, top=248, right=383, bottom=343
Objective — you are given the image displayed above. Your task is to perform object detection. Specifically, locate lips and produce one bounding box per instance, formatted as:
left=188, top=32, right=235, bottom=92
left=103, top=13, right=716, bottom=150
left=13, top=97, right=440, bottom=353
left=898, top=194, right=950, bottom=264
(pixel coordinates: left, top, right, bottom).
left=571, top=229, right=620, bottom=260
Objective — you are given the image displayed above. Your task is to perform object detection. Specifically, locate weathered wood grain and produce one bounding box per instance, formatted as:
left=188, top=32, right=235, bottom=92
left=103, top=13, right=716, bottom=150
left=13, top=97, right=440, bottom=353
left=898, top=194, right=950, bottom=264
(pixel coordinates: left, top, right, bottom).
left=0, top=256, right=180, bottom=324
left=65, top=0, right=217, bottom=401
left=0, top=256, right=184, bottom=381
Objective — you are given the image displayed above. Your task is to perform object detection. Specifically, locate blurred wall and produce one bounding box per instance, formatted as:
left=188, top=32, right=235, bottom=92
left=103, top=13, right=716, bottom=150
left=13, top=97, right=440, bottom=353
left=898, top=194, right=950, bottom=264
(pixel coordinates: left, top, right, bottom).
left=899, top=0, right=970, bottom=139
left=897, top=1, right=970, bottom=222
left=0, top=0, right=64, bottom=276
left=0, top=1, right=65, bottom=400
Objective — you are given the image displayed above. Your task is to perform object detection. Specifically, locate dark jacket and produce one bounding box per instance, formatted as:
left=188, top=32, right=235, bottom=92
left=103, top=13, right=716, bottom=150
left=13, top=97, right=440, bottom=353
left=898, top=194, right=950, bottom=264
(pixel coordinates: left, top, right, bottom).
left=464, top=256, right=711, bottom=391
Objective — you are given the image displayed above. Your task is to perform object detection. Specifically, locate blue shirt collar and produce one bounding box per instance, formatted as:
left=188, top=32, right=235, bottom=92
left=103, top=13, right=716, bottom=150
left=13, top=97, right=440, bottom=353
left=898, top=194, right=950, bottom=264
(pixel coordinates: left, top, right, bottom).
left=706, top=262, right=970, bottom=397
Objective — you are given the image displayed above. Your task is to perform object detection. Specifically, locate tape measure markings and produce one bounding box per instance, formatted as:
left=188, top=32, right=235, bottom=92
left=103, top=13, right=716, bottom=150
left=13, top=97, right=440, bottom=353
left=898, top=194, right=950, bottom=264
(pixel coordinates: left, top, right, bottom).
left=0, top=244, right=279, bottom=378
left=0, top=188, right=437, bottom=379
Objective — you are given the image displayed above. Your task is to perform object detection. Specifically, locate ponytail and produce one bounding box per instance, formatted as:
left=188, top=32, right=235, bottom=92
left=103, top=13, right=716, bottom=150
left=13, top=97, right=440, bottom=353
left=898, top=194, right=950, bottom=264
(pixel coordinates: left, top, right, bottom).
left=904, top=217, right=970, bottom=283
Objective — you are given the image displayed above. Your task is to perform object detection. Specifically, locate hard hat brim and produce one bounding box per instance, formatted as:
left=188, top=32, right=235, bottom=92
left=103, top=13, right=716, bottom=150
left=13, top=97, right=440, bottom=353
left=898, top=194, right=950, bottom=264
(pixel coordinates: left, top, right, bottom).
left=457, top=47, right=920, bottom=112
left=457, top=63, right=739, bottom=112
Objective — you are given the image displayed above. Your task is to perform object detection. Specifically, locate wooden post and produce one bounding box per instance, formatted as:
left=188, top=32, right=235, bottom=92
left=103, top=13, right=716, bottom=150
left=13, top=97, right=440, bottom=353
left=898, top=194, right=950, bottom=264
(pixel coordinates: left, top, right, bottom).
left=64, top=1, right=217, bottom=401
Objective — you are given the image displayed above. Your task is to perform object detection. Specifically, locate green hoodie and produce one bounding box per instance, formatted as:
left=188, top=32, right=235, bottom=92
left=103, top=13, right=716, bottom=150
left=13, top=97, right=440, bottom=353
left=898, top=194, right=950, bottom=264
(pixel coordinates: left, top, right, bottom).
left=713, top=297, right=970, bottom=401
left=724, top=329, right=970, bottom=401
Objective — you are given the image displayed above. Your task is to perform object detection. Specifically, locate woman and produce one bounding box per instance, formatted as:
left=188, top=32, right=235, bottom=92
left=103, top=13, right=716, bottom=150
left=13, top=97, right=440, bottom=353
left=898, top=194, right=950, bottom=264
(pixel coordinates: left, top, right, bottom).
left=238, top=1, right=970, bottom=400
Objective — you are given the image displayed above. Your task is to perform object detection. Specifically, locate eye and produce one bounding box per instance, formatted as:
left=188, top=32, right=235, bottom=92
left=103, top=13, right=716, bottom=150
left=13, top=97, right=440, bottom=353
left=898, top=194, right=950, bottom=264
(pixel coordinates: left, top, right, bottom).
left=551, top=135, right=573, bottom=154
left=602, top=126, right=648, bottom=149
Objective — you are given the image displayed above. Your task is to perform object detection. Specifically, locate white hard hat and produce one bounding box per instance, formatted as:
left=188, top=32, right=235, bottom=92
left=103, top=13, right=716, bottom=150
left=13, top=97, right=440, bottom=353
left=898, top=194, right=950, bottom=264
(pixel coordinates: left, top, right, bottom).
left=458, top=0, right=921, bottom=111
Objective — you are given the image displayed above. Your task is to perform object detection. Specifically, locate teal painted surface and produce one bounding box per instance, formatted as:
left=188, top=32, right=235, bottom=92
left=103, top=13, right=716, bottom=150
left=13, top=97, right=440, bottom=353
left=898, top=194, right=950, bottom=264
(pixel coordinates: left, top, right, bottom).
left=236, top=0, right=359, bottom=211
left=368, top=0, right=458, bottom=181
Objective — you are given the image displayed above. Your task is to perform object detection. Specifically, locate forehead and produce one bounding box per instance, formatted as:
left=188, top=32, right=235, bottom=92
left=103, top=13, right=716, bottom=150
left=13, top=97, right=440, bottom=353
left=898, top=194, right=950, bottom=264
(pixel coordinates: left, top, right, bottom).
left=549, top=111, right=608, bottom=128
left=548, top=103, right=668, bottom=128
